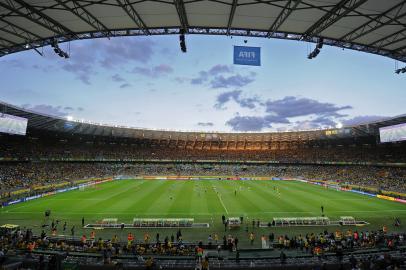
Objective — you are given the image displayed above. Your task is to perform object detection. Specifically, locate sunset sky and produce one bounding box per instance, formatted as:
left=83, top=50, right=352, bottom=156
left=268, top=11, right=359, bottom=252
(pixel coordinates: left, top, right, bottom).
left=1, top=34, right=405, bottom=132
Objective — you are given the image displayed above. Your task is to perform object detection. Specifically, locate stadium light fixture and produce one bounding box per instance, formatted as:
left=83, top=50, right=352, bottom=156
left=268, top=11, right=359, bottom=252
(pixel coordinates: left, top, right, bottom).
left=66, top=116, right=73, bottom=121
left=50, top=38, right=70, bottom=59
left=336, top=122, right=343, bottom=129
left=395, top=66, right=406, bottom=74
left=179, top=29, right=187, bottom=53
left=307, top=38, right=324, bottom=60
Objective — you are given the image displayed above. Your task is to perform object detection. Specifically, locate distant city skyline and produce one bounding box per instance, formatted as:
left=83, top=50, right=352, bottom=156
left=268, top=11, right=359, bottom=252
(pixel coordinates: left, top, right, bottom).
left=0, top=35, right=405, bottom=132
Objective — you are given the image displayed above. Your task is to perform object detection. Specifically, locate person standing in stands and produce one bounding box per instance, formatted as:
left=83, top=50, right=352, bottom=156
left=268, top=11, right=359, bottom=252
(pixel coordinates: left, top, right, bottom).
left=249, top=232, right=255, bottom=245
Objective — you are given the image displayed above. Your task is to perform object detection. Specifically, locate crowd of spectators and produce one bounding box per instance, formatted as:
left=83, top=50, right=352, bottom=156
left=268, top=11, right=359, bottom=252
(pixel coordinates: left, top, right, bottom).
left=1, top=135, right=406, bottom=163
left=0, top=162, right=120, bottom=194
left=1, top=134, right=406, bottom=198
left=0, top=225, right=405, bottom=269
left=121, top=163, right=406, bottom=193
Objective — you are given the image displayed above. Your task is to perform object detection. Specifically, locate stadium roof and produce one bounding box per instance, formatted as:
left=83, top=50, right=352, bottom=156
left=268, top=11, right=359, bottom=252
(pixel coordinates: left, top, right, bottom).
left=1, top=101, right=406, bottom=141
left=0, top=0, right=406, bottom=62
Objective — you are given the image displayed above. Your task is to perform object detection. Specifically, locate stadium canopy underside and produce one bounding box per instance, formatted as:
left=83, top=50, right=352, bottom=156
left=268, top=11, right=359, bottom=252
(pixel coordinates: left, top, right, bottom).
left=1, top=101, right=406, bottom=142
left=0, top=0, right=406, bottom=62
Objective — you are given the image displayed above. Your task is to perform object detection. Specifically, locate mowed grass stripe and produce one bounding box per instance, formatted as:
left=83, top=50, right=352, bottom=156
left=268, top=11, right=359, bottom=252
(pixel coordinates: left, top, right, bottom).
left=245, top=181, right=314, bottom=215
left=166, top=181, right=194, bottom=217
left=1, top=179, right=405, bottom=237
left=60, top=180, right=142, bottom=221
left=283, top=181, right=406, bottom=218
left=216, top=181, right=262, bottom=214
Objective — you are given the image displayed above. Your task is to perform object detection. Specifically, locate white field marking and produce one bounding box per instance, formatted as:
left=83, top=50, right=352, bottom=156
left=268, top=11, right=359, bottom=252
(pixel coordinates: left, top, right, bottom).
left=3, top=204, right=29, bottom=211
left=3, top=209, right=406, bottom=216
left=326, top=198, right=375, bottom=201
left=211, top=184, right=229, bottom=214
left=46, top=198, right=105, bottom=201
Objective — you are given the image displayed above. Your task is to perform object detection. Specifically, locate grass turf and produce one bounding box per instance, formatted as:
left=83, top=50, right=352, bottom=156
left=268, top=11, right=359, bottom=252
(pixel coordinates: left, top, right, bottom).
left=1, top=179, right=405, bottom=248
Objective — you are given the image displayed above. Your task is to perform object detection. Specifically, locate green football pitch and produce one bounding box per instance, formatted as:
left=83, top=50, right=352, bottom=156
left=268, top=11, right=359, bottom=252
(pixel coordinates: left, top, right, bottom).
left=1, top=179, right=405, bottom=247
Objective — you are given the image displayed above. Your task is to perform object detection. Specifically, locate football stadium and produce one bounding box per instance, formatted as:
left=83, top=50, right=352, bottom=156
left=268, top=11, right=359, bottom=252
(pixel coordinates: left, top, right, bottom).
left=1, top=1, right=406, bottom=269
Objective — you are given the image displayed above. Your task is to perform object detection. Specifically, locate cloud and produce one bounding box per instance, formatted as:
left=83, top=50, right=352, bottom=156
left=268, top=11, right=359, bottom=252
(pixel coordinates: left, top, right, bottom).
left=191, top=71, right=209, bottom=85
left=23, top=104, right=68, bottom=117
left=154, top=64, right=173, bottom=74
left=96, top=38, right=155, bottom=68
left=226, top=116, right=270, bottom=131
left=132, top=64, right=173, bottom=78
left=341, top=115, right=388, bottom=126
left=293, top=116, right=337, bottom=130
left=223, top=94, right=353, bottom=131
left=264, top=96, right=352, bottom=119
left=62, top=62, right=92, bottom=84
left=214, top=90, right=261, bottom=109
left=1, top=59, right=27, bottom=68
left=174, top=77, right=188, bottom=83
left=210, top=74, right=256, bottom=89
left=197, top=122, right=214, bottom=127
left=112, top=74, right=125, bottom=82
left=214, top=90, right=242, bottom=109
left=208, top=64, right=233, bottom=75
left=39, top=38, right=156, bottom=85
left=120, top=83, right=131, bottom=88
left=21, top=104, right=84, bottom=117
left=189, top=64, right=255, bottom=89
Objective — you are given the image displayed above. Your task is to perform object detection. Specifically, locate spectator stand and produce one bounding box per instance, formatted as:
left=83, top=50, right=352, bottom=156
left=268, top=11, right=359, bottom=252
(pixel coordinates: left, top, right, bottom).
left=262, top=216, right=369, bottom=227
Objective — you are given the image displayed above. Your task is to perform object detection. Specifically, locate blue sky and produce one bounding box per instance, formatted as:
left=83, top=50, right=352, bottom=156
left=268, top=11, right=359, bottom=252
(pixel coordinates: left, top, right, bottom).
left=0, top=34, right=405, bottom=132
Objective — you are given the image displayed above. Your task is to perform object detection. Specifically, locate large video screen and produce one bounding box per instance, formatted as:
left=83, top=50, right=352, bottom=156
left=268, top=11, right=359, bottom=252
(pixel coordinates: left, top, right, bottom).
left=0, top=113, right=28, bottom=135
left=379, top=123, right=406, bottom=143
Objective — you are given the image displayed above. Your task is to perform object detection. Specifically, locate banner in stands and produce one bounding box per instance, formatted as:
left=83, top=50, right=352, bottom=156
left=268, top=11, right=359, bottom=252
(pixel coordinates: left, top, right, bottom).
left=377, top=194, right=396, bottom=201
left=347, top=189, right=376, bottom=197
left=233, top=46, right=261, bottom=66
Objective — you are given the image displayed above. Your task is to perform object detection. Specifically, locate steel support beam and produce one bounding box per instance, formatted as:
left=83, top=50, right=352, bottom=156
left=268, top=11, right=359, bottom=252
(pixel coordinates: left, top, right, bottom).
left=174, top=0, right=189, bottom=33
left=116, top=0, right=149, bottom=35
left=55, top=0, right=112, bottom=37
left=0, top=0, right=77, bottom=38
left=0, top=27, right=405, bottom=62
left=0, top=18, right=43, bottom=41
left=340, top=0, right=406, bottom=42
left=302, top=0, right=367, bottom=39
left=369, top=28, right=406, bottom=49
left=0, top=36, right=18, bottom=47
left=394, top=43, right=406, bottom=54
left=226, top=0, right=238, bottom=36
left=268, top=0, right=301, bottom=38
left=0, top=28, right=27, bottom=43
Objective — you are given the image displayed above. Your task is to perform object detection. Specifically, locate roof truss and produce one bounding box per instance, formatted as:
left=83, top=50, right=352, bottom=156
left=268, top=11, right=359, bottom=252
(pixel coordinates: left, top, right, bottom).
left=115, top=0, right=150, bottom=35
left=341, top=0, right=406, bottom=42
left=0, top=0, right=405, bottom=62
left=55, top=0, right=112, bottom=37
left=302, top=0, right=368, bottom=39
left=0, top=0, right=77, bottom=38
left=267, top=0, right=302, bottom=38
left=226, top=0, right=238, bottom=36
left=174, top=0, right=189, bottom=33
